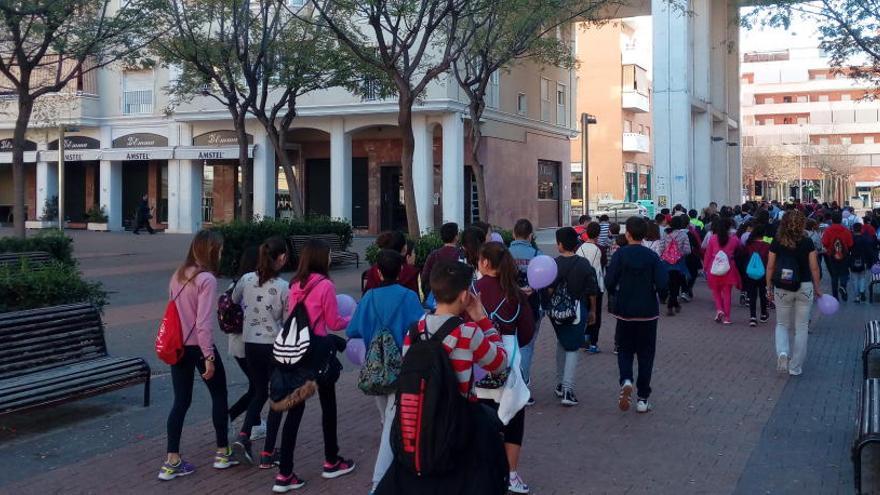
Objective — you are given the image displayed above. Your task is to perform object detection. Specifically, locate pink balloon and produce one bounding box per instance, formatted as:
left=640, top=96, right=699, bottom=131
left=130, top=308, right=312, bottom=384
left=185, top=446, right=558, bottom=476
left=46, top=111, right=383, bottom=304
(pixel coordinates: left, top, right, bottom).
left=817, top=294, right=839, bottom=316
left=345, top=338, right=366, bottom=366
left=527, top=255, right=558, bottom=289
left=489, top=232, right=504, bottom=244
left=336, top=294, right=357, bottom=317
left=473, top=365, right=488, bottom=381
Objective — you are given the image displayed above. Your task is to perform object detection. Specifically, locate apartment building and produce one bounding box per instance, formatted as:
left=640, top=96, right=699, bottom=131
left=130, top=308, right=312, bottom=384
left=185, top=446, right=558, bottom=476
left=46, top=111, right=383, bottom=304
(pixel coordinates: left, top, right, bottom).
left=0, top=31, right=576, bottom=233
left=740, top=40, right=880, bottom=207
left=571, top=18, right=653, bottom=216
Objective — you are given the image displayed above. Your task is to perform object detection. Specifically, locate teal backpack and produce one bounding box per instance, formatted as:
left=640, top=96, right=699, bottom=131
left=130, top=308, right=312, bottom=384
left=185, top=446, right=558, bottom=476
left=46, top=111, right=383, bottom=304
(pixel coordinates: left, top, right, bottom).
left=357, top=297, right=402, bottom=396
left=746, top=252, right=766, bottom=280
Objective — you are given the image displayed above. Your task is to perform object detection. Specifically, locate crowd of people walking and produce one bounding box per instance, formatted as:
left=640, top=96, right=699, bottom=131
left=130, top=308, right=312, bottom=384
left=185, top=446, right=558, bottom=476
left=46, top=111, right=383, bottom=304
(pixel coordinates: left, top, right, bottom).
left=155, top=197, right=880, bottom=494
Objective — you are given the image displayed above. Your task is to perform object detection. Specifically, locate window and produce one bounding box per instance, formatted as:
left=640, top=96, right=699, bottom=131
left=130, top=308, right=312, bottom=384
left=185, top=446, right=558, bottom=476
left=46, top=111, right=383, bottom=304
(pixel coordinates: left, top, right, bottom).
left=638, top=124, right=644, bottom=134
left=783, top=96, right=792, bottom=103
left=797, top=95, right=808, bottom=103
left=866, top=136, right=875, bottom=144
left=842, top=93, right=852, bottom=101
left=625, top=171, right=638, bottom=202
left=624, top=120, right=632, bottom=133
left=783, top=117, right=793, bottom=124
left=517, top=93, right=527, bottom=115
left=556, top=83, right=567, bottom=126
left=765, top=97, right=775, bottom=104
left=819, top=137, right=830, bottom=145
left=537, top=160, right=559, bottom=200
left=841, top=136, right=852, bottom=145
left=487, top=71, right=500, bottom=109
left=122, top=70, right=153, bottom=115
left=818, top=94, right=829, bottom=102
left=540, top=78, right=551, bottom=122
left=646, top=126, right=651, bottom=137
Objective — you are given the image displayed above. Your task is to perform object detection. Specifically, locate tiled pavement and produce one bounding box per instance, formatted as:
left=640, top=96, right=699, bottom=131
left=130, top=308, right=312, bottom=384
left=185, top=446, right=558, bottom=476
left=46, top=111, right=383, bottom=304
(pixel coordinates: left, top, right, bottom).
left=0, top=229, right=876, bottom=494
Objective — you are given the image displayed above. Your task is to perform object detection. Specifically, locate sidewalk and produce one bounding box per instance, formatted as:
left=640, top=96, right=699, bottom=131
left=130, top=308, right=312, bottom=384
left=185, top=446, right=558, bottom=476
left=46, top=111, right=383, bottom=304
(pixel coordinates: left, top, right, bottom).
left=0, top=229, right=874, bottom=494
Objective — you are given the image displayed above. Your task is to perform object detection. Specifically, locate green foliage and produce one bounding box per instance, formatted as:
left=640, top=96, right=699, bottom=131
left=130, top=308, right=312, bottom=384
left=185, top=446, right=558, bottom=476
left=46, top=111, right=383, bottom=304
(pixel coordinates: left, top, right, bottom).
left=0, top=261, right=106, bottom=313
left=41, top=196, right=58, bottom=221
left=211, top=217, right=353, bottom=276
left=365, top=230, right=444, bottom=267
left=0, top=230, right=75, bottom=265
left=86, top=205, right=108, bottom=223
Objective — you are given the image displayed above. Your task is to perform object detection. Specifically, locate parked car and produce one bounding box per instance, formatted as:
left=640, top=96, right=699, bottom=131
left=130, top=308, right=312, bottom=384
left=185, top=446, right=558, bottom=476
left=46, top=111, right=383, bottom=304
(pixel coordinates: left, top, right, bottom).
left=594, top=201, right=647, bottom=222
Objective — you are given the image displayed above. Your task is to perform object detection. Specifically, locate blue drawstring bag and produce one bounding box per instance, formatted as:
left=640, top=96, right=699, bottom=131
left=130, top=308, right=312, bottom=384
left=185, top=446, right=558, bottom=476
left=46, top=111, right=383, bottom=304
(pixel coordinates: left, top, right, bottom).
left=746, top=252, right=765, bottom=280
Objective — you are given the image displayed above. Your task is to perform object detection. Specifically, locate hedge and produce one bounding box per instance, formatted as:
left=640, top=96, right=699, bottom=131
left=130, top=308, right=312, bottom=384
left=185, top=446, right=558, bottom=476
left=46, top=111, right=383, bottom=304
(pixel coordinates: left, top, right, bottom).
left=0, top=230, right=75, bottom=265
left=0, top=261, right=106, bottom=313
left=211, top=216, right=354, bottom=276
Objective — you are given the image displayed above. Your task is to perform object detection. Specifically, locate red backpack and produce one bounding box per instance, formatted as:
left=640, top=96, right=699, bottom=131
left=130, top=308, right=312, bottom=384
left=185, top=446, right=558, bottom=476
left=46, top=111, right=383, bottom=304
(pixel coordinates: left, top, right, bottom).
left=156, top=277, right=196, bottom=365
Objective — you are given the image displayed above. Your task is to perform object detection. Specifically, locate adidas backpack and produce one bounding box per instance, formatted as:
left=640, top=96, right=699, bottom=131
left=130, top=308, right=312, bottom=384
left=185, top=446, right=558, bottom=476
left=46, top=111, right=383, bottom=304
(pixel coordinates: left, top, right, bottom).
left=391, top=317, right=471, bottom=476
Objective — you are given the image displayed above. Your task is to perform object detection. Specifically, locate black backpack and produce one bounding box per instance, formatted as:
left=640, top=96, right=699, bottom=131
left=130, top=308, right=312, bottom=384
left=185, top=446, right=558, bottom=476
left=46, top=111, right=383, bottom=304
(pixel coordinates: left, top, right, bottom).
left=548, top=264, right=579, bottom=325
left=391, top=317, right=471, bottom=476
left=771, top=249, right=801, bottom=292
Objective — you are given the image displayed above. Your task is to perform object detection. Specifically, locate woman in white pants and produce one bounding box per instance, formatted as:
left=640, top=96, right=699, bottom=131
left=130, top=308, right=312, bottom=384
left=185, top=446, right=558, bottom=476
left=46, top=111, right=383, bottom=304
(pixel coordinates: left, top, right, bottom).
left=765, top=211, right=823, bottom=376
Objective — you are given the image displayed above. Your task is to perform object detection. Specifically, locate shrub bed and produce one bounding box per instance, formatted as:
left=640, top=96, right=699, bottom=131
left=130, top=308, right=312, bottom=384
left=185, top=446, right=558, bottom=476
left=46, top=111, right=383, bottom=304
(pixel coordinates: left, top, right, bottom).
left=0, top=230, right=75, bottom=265
left=0, top=261, right=106, bottom=312
left=211, top=217, right=354, bottom=276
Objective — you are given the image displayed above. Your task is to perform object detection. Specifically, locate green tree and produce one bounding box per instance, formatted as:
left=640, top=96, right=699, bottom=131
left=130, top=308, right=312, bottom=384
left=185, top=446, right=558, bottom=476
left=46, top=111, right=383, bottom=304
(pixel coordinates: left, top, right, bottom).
left=743, top=1, right=880, bottom=93
left=0, top=0, right=159, bottom=238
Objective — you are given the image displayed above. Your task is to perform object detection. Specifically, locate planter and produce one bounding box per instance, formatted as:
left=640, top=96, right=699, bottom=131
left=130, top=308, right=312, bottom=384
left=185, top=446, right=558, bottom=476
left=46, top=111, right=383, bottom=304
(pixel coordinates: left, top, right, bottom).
left=87, top=222, right=109, bottom=232
left=25, top=220, right=59, bottom=229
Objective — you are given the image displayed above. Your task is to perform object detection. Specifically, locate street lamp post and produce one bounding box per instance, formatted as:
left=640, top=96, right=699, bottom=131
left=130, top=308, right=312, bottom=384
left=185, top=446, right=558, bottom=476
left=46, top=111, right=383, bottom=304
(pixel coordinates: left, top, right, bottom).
left=580, top=113, right=597, bottom=216
left=58, top=126, right=65, bottom=230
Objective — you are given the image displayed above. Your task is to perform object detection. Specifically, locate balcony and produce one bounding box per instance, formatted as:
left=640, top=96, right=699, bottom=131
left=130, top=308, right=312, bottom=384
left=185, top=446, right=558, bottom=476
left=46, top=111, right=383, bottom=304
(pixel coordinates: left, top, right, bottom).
left=622, top=132, right=650, bottom=153
left=622, top=90, right=650, bottom=113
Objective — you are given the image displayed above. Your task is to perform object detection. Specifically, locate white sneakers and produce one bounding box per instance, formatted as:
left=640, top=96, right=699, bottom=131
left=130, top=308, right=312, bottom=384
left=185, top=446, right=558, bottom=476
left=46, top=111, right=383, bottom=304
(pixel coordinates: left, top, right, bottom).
left=618, top=380, right=633, bottom=412
left=250, top=421, right=267, bottom=441
left=509, top=471, right=530, bottom=494
left=636, top=399, right=652, bottom=413
left=776, top=353, right=789, bottom=374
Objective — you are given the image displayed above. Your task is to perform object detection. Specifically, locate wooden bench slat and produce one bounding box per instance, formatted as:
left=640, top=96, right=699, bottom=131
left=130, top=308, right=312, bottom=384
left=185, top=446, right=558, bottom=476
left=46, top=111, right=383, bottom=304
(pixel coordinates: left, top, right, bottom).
left=0, top=357, right=148, bottom=392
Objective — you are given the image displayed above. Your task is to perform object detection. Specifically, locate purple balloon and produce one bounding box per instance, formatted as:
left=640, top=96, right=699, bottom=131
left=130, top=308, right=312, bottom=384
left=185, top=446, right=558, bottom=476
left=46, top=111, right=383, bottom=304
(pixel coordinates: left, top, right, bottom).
left=527, top=255, right=558, bottom=290
left=489, top=232, right=504, bottom=244
left=473, top=365, right=488, bottom=381
left=817, top=294, right=839, bottom=316
left=336, top=294, right=357, bottom=317
left=872, top=263, right=880, bottom=275
left=345, top=338, right=366, bottom=366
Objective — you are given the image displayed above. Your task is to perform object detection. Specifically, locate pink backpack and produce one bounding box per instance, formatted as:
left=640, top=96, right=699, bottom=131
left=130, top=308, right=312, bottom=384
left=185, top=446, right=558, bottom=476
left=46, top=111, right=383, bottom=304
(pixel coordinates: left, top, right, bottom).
left=661, top=236, right=682, bottom=265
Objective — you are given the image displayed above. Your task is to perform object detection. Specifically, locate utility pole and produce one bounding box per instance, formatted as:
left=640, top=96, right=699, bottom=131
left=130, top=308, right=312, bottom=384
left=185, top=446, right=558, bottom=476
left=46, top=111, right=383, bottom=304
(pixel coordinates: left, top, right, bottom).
left=580, top=113, right=597, bottom=216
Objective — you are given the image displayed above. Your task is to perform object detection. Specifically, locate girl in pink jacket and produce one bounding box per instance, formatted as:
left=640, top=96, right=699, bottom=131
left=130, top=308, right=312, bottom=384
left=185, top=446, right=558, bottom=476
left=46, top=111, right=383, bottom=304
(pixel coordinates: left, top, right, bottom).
left=273, top=239, right=355, bottom=492
left=703, top=217, right=742, bottom=325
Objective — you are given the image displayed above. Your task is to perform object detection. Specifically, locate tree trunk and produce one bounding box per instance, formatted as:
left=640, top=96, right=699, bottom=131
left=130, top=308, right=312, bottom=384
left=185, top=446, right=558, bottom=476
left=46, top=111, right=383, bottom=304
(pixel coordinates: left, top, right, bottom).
left=234, top=113, right=253, bottom=222
left=265, top=125, right=303, bottom=217
left=466, top=103, right=487, bottom=223
left=398, top=97, right=421, bottom=237
left=12, top=96, right=35, bottom=239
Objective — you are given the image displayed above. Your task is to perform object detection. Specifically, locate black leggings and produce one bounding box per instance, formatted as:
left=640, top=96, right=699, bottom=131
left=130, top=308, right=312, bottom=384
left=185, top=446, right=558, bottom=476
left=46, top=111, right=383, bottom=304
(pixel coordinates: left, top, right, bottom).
left=166, top=346, right=228, bottom=453
left=278, top=381, right=340, bottom=476
left=479, top=399, right=525, bottom=446
left=743, top=278, right=768, bottom=319
left=585, top=292, right=603, bottom=347
left=667, top=270, right=685, bottom=309
left=240, top=343, right=283, bottom=453
left=228, top=356, right=255, bottom=421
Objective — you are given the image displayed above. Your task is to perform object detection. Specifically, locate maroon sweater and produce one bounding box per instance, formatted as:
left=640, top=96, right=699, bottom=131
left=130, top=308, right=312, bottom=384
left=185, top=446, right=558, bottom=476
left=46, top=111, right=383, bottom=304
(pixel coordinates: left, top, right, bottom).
left=474, top=275, right=534, bottom=348
left=364, top=264, right=419, bottom=295
left=420, top=245, right=464, bottom=295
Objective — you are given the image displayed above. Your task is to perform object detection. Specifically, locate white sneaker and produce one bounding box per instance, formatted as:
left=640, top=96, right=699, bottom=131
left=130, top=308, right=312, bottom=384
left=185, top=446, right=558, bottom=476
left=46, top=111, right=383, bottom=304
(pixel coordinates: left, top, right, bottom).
left=509, top=472, right=530, bottom=494
left=618, top=380, right=633, bottom=412
left=636, top=399, right=652, bottom=413
left=776, top=354, right=789, bottom=374
left=250, top=421, right=267, bottom=441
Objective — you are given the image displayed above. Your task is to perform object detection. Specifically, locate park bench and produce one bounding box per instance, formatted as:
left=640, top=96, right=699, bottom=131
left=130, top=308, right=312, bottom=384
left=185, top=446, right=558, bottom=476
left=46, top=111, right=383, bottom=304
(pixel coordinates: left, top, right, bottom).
left=0, top=251, right=54, bottom=270
left=853, top=378, right=880, bottom=494
left=865, top=321, right=880, bottom=379
left=0, top=303, right=151, bottom=415
left=289, top=234, right=359, bottom=268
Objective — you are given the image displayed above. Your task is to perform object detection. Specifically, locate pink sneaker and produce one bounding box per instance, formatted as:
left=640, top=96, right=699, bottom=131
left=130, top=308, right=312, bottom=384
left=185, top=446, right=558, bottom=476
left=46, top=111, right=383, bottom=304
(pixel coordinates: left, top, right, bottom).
left=322, top=457, right=356, bottom=479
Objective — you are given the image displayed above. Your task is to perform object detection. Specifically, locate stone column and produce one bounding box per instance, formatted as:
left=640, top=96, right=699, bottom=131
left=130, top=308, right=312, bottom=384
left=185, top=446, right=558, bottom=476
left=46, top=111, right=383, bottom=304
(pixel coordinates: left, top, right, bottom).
left=252, top=130, right=276, bottom=220
left=441, top=113, right=465, bottom=227
left=35, top=139, right=57, bottom=222
left=99, top=161, right=123, bottom=230
left=167, top=122, right=202, bottom=233
left=412, top=115, right=434, bottom=232
left=330, top=120, right=352, bottom=222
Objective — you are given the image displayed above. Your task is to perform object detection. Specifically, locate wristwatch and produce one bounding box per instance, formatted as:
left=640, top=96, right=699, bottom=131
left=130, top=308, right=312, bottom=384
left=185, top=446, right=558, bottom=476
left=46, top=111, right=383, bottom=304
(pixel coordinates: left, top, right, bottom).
left=204, top=355, right=215, bottom=362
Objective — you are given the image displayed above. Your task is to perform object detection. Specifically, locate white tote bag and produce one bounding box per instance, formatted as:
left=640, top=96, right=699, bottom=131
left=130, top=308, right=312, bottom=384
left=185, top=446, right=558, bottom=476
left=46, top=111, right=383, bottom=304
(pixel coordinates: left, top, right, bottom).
left=710, top=250, right=731, bottom=276
left=497, top=335, right=530, bottom=425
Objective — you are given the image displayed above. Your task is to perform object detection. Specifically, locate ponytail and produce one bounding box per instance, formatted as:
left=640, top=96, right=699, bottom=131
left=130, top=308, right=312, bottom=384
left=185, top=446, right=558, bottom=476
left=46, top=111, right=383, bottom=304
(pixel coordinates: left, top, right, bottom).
left=479, top=242, right=520, bottom=302
left=256, top=236, right=288, bottom=286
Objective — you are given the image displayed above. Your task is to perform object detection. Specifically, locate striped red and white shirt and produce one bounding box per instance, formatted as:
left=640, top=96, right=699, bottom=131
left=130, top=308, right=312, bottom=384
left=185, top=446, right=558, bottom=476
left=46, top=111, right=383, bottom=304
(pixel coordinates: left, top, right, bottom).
left=402, top=314, right=507, bottom=399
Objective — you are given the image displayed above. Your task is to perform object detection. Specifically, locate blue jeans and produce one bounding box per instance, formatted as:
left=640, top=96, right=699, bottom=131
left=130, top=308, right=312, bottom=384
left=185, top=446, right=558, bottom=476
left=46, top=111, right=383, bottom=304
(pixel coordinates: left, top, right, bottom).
left=520, top=313, right=542, bottom=384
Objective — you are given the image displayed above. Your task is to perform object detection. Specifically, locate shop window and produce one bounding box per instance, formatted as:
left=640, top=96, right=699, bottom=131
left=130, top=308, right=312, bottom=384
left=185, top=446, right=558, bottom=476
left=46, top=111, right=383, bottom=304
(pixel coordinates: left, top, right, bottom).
left=537, top=160, right=559, bottom=200
left=540, top=78, right=551, bottom=122
left=625, top=171, right=638, bottom=202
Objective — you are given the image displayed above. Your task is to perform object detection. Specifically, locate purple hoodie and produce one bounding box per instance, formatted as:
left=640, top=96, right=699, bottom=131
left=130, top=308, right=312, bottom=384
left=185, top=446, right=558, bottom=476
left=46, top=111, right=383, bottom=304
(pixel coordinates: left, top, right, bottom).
left=287, top=273, right=351, bottom=336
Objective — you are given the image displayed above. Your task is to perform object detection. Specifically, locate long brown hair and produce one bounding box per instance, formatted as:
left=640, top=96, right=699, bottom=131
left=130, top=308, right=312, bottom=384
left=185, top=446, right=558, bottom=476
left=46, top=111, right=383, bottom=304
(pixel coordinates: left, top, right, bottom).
left=257, top=236, right=288, bottom=286
left=461, top=226, right=486, bottom=267
left=177, top=230, right=224, bottom=282
left=480, top=242, right=519, bottom=302
left=777, top=210, right=806, bottom=249
left=292, top=238, right=330, bottom=289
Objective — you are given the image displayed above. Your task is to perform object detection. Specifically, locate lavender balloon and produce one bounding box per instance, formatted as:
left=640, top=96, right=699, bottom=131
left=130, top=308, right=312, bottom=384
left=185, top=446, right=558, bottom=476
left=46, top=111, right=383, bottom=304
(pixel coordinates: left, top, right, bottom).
left=817, top=294, right=839, bottom=316
left=527, top=255, right=558, bottom=289
left=489, top=232, right=504, bottom=244
left=345, top=338, right=366, bottom=366
left=336, top=294, right=357, bottom=317
left=473, top=365, right=488, bottom=381
left=872, top=263, right=880, bottom=275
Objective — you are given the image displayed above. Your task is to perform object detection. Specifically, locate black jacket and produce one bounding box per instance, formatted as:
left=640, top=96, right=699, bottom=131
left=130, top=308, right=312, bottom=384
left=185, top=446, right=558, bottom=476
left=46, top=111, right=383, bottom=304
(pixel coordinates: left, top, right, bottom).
left=605, top=244, right=668, bottom=320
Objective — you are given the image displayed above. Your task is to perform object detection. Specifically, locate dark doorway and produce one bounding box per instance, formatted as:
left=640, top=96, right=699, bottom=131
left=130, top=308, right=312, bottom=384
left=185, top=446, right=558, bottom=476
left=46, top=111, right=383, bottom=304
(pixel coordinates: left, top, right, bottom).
left=122, top=161, right=149, bottom=227
left=380, top=166, right=407, bottom=232
left=352, top=158, right=369, bottom=228
left=306, top=158, right=331, bottom=217
left=64, top=164, right=86, bottom=222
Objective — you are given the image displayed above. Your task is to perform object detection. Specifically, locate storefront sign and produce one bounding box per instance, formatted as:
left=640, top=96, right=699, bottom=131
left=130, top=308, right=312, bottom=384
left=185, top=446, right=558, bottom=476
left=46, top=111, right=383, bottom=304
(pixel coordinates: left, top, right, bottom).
left=112, top=133, right=168, bottom=148
left=192, top=130, right=253, bottom=146
left=174, top=145, right=255, bottom=160
left=101, top=148, right=174, bottom=161
left=38, top=149, right=103, bottom=162
left=0, top=139, right=37, bottom=152
left=47, top=136, right=100, bottom=151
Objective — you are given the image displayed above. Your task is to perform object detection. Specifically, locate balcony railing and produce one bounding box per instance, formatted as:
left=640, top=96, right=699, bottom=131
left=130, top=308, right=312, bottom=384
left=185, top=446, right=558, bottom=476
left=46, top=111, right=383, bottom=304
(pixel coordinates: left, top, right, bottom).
left=622, top=132, right=650, bottom=153
left=123, top=90, right=153, bottom=115
left=622, top=90, right=650, bottom=113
